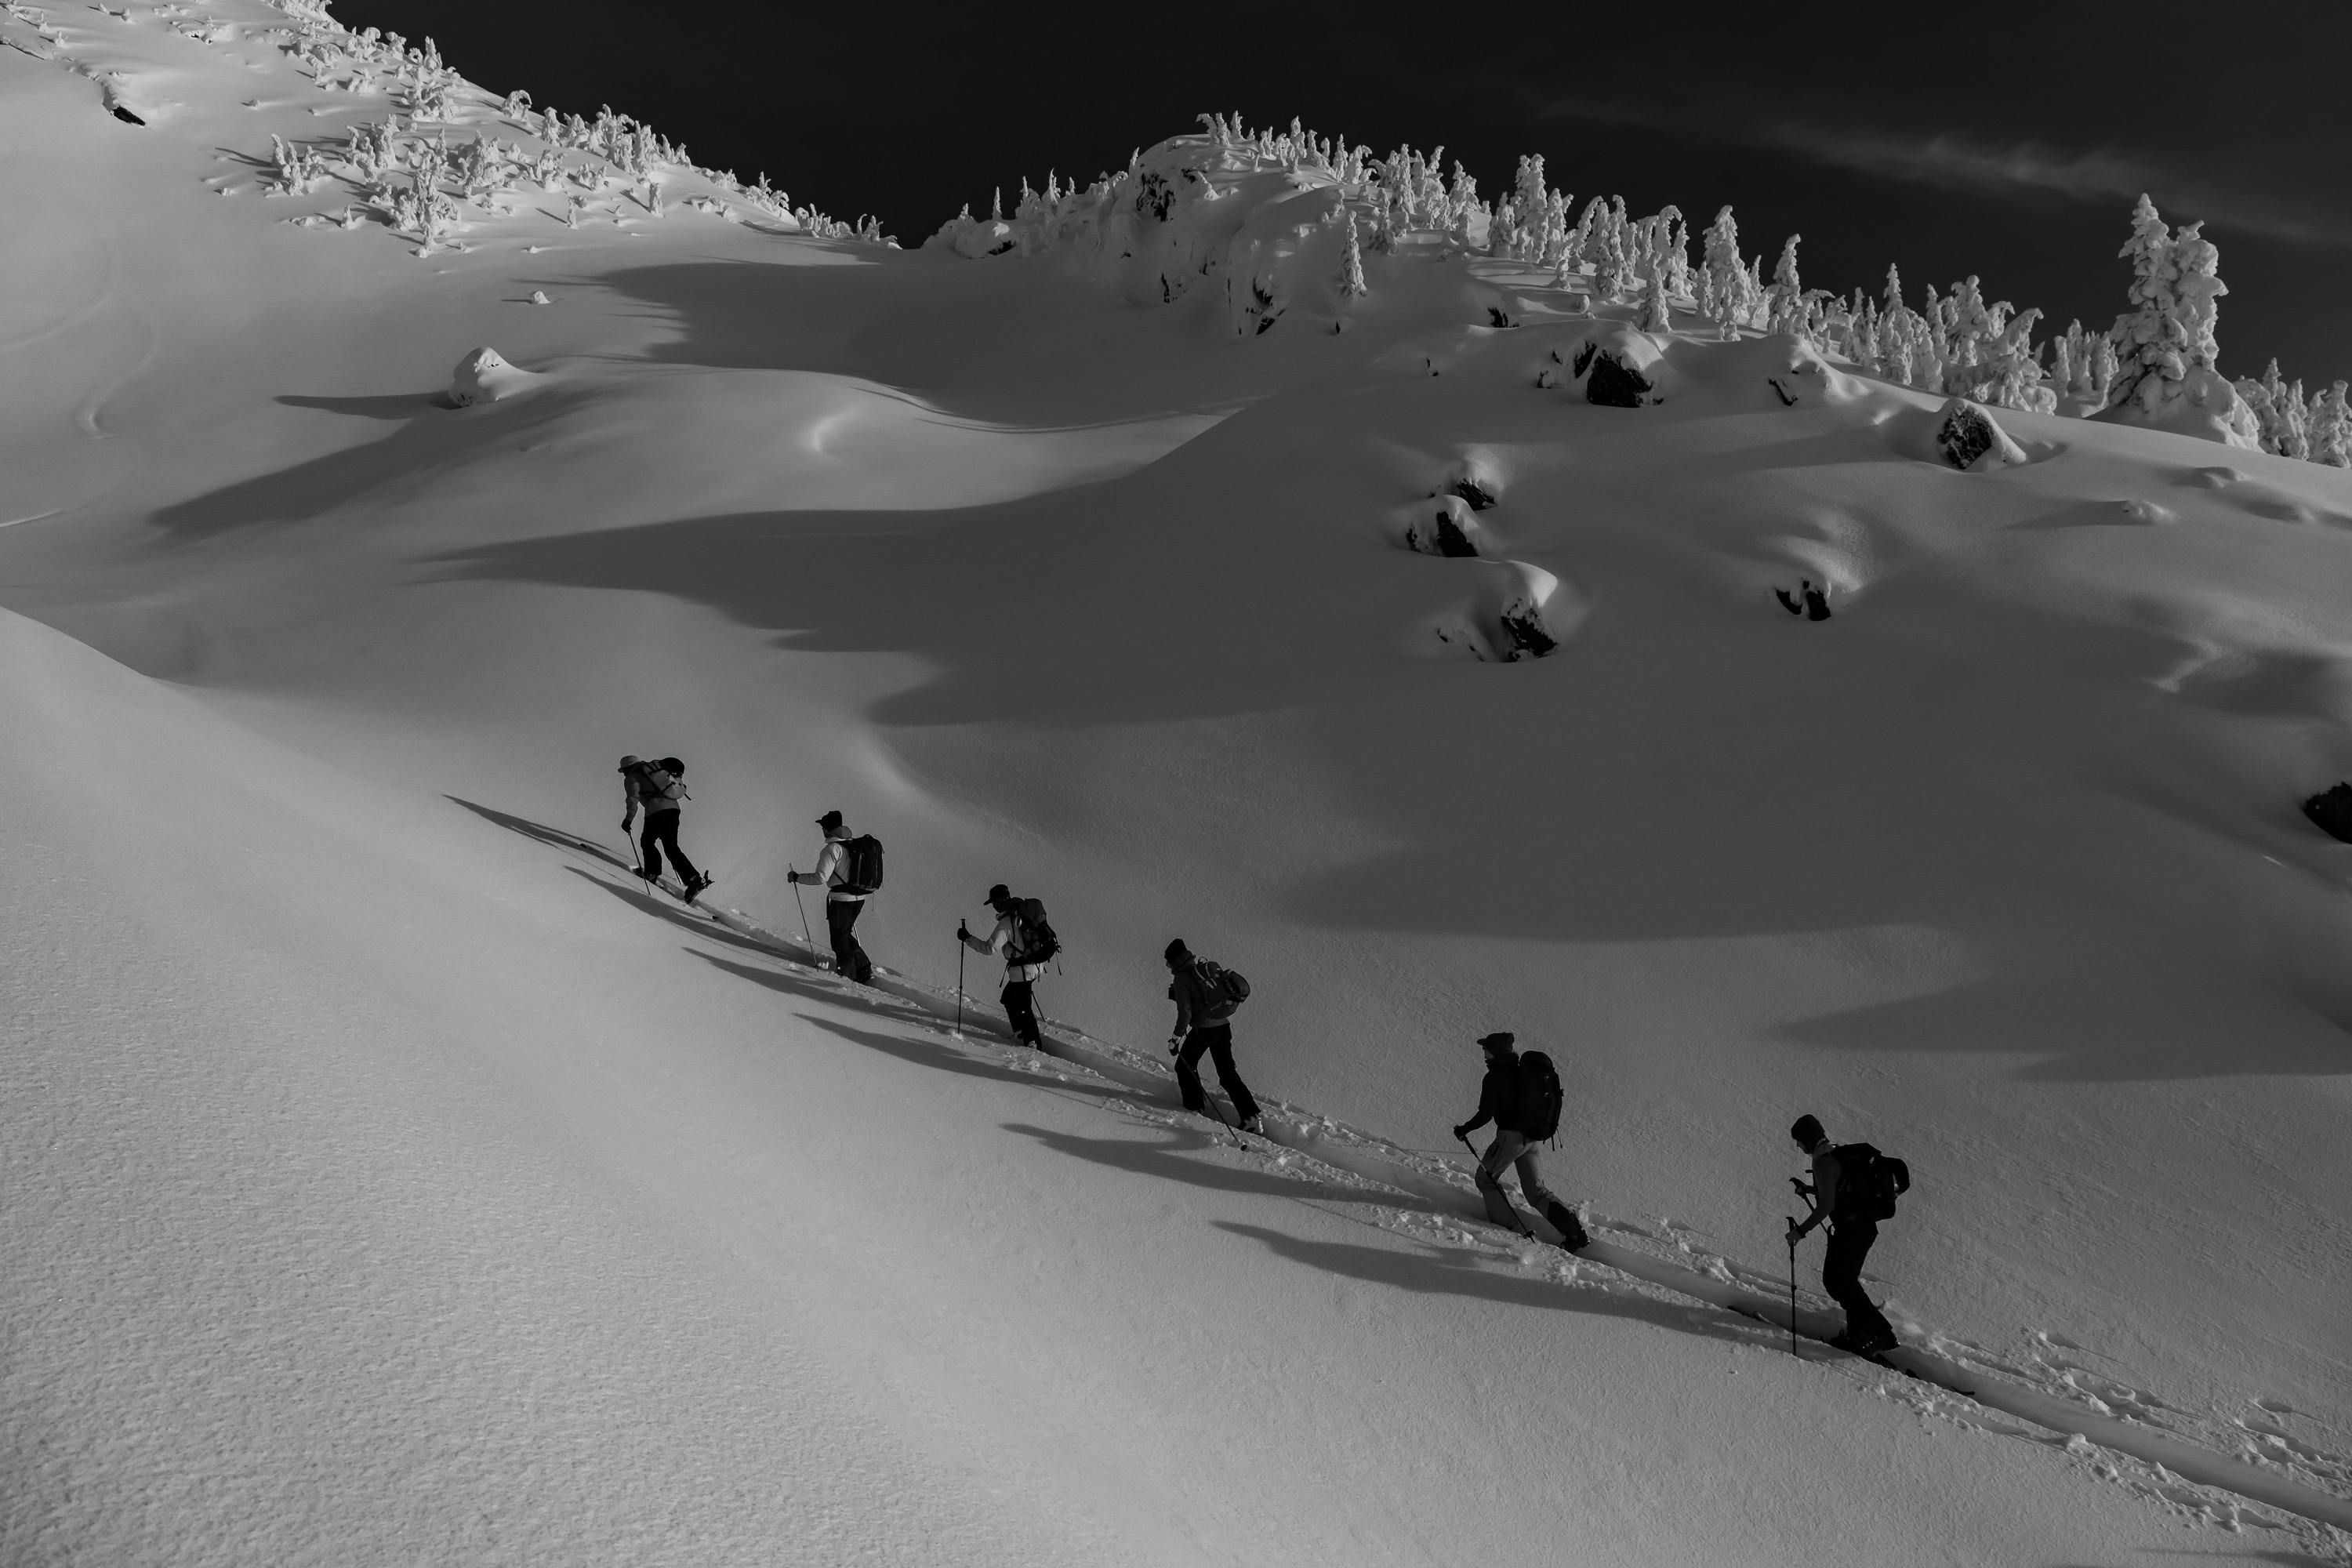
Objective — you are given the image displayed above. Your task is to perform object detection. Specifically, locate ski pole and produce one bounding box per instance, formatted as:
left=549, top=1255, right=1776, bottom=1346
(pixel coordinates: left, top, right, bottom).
left=624, top=819, right=642, bottom=877
left=789, top=865, right=814, bottom=950
left=1786, top=1227, right=1800, bottom=1359
left=954, top=925, right=967, bottom=1036
left=1202, top=1094, right=1245, bottom=1149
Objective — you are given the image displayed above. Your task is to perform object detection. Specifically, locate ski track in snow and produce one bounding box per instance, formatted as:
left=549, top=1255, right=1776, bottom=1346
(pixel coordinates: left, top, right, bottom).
left=485, top=806, right=2352, bottom=1543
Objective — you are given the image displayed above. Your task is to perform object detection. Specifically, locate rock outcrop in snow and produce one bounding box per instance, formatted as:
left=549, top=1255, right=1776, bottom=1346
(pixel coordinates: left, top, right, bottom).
left=1936, top=397, right=2027, bottom=471
left=448, top=346, right=541, bottom=406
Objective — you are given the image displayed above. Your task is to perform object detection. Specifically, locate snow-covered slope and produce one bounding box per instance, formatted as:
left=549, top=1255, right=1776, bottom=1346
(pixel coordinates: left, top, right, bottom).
left=3, top=4, right=2349, bottom=1563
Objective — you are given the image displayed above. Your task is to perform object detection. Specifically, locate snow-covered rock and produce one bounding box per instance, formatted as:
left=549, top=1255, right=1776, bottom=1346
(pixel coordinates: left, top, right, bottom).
left=448, top=347, right=542, bottom=406
left=1936, top=396, right=2027, bottom=471
left=1396, top=494, right=1488, bottom=557
left=1581, top=325, right=1668, bottom=408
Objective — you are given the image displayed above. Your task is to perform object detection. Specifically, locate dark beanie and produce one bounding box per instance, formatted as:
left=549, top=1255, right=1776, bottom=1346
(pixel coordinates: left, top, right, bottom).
left=1477, top=1031, right=1515, bottom=1051
left=1163, top=938, right=1191, bottom=964
left=1791, top=1114, right=1825, bottom=1146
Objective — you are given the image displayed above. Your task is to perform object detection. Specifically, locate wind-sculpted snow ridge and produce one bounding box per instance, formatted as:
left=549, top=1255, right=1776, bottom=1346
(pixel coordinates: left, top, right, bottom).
left=1, top=0, right=888, bottom=254
left=927, top=111, right=2352, bottom=478
left=489, top=813, right=2352, bottom=1550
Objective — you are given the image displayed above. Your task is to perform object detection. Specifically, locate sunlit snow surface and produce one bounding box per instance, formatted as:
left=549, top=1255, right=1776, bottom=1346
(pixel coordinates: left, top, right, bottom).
left=2, top=4, right=2348, bottom=1564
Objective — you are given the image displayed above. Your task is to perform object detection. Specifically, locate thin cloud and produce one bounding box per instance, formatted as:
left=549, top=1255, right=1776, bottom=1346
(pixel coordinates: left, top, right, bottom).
left=1537, top=95, right=2352, bottom=247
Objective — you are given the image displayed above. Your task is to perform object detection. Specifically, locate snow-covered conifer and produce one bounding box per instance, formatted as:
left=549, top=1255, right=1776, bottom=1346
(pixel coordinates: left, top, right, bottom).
left=1639, top=269, right=1671, bottom=332
left=2313, top=382, right=2352, bottom=466
left=1766, top=234, right=1803, bottom=334
left=1337, top=210, right=1369, bottom=301
left=1882, top=263, right=1903, bottom=315
left=1700, top=206, right=1745, bottom=339
left=2110, top=193, right=2183, bottom=410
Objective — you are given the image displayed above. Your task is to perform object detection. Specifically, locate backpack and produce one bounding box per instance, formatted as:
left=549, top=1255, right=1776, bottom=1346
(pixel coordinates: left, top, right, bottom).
left=1512, top=1051, right=1563, bottom=1142
left=1832, top=1142, right=1910, bottom=1221
left=838, top=834, right=884, bottom=895
left=1193, top=960, right=1250, bottom=1014
left=1008, top=897, right=1060, bottom=965
left=631, top=760, right=684, bottom=804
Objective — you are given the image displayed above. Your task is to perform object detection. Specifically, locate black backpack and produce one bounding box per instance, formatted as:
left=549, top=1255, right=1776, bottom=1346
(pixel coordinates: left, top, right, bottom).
left=839, top=834, right=884, bottom=895
left=1009, top=897, right=1060, bottom=965
left=1513, top=1051, right=1563, bottom=1142
left=1833, top=1142, right=1910, bottom=1221
left=1195, top=959, right=1250, bottom=1011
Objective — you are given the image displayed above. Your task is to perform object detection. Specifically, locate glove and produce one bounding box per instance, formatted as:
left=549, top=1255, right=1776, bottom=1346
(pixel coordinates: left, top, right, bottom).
left=1452, top=1123, right=1472, bottom=1142
left=622, top=816, right=633, bottom=831
left=1167, top=1036, right=1183, bottom=1055
left=1785, top=1217, right=1807, bottom=1243
left=786, top=870, right=799, bottom=884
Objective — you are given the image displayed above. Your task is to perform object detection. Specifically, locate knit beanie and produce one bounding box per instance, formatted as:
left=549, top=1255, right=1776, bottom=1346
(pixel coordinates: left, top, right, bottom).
left=1790, top=1114, right=1826, bottom=1147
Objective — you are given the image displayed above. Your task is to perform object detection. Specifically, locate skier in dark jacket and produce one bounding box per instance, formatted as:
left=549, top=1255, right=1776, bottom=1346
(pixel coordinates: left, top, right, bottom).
left=1787, top=1112, right=1898, bottom=1353
left=960, top=884, right=1046, bottom=1047
left=1453, top=1031, right=1582, bottom=1244
left=1164, top=938, right=1261, bottom=1134
left=619, top=755, right=709, bottom=898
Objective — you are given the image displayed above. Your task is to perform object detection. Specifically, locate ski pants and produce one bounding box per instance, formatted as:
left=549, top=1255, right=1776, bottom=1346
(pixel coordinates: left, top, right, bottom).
left=1001, top=978, right=1040, bottom=1047
left=1475, top=1129, right=1561, bottom=1228
left=1175, top=1024, right=1259, bottom=1123
left=826, top=898, right=873, bottom=984
left=1823, top=1218, right=1896, bottom=1344
left=637, top=809, right=699, bottom=886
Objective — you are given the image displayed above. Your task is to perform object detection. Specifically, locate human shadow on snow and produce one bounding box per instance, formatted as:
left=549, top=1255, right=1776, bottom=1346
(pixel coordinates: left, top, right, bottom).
left=1213, top=1221, right=1756, bottom=1348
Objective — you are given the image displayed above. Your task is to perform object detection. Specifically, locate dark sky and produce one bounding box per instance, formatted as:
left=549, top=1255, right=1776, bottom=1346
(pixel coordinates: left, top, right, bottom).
left=338, top=0, right=2352, bottom=386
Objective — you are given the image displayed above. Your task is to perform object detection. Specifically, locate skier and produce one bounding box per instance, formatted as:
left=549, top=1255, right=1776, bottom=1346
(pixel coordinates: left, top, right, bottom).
left=1785, top=1113, right=1899, bottom=1354
left=618, top=755, right=710, bottom=899
left=1163, top=938, right=1262, bottom=1134
left=959, top=884, right=1054, bottom=1048
left=1453, top=1031, right=1587, bottom=1247
left=788, top=810, right=876, bottom=983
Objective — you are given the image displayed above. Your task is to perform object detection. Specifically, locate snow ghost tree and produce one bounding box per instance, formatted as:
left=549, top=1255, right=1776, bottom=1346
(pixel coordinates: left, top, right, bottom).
left=1701, top=206, right=1747, bottom=339
left=1335, top=210, right=1368, bottom=309
left=2104, top=194, right=2257, bottom=446
left=1639, top=269, right=1671, bottom=332
left=1766, top=234, right=1804, bottom=335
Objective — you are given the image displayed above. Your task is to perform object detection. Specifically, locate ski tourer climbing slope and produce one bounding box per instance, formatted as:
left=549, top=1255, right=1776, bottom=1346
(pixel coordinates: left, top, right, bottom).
left=789, top=810, right=877, bottom=984
left=1163, top=938, right=1262, bottom=1135
left=618, top=755, right=710, bottom=900
left=1454, top=1032, right=1587, bottom=1248
left=1787, top=1112, right=1901, bottom=1354
left=959, top=884, right=1055, bottom=1048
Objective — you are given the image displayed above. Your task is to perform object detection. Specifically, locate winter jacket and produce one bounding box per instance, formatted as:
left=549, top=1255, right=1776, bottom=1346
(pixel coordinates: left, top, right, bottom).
left=1169, top=960, right=1238, bottom=1035
left=809, top=837, right=866, bottom=903
left=1458, top=1053, right=1522, bottom=1136
left=962, top=909, right=1044, bottom=982
left=623, top=764, right=683, bottom=818
left=1811, top=1145, right=1857, bottom=1221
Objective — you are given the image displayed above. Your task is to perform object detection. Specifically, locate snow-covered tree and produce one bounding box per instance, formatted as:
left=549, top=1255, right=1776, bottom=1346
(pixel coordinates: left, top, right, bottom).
left=1700, top=206, right=1746, bottom=339
left=1765, top=234, right=1803, bottom=334
left=1639, top=269, right=1672, bottom=332
left=2313, top=381, right=2352, bottom=466
left=2110, top=193, right=2186, bottom=412
left=1336, top=210, right=1368, bottom=301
